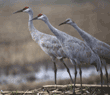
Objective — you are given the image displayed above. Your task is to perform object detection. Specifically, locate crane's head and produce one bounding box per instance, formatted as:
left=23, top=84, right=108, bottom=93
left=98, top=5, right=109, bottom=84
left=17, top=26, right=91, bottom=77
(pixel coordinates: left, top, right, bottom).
left=31, top=14, right=48, bottom=21
left=59, top=18, right=74, bottom=26
left=13, top=6, right=31, bottom=14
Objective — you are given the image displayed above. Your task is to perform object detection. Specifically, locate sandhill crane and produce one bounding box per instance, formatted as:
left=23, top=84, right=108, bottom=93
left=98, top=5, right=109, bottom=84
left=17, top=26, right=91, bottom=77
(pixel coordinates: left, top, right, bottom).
left=59, top=18, right=110, bottom=87
left=13, top=7, right=74, bottom=86
left=31, top=14, right=102, bottom=94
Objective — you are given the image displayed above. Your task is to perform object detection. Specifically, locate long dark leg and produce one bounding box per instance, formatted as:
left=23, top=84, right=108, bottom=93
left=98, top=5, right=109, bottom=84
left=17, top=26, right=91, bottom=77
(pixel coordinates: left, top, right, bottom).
left=100, top=67, right=105, bottom=94
left=101, top=59, right=108, bottom=87
left=60, top=59, right=74, bottom=84
left=73, top=64, right=77, bottom=94
left=74, top=66, right=77, bottom=85
left=105, top=66, right=109, bottom=87
left=79, top=65, right=82, bottom=94
left=69, top=59, right=77, bottom=94
left=100, top=68, right=103, bottom=87
left=53, top=62, right=57, bottom=85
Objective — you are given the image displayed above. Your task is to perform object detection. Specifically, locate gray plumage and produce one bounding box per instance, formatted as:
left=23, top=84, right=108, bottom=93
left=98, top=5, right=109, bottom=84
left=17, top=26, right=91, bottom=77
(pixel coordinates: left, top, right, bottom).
left=31, top=14, right=102, bottom=94
left=59, top=18, right=110, bottom=86
left=13, top=7, right=74, bottom=85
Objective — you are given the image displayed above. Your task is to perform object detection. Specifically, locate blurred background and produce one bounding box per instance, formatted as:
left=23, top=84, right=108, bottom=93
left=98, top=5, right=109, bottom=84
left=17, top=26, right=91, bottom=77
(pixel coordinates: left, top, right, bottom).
left=0, top=0, right=110, bottom=91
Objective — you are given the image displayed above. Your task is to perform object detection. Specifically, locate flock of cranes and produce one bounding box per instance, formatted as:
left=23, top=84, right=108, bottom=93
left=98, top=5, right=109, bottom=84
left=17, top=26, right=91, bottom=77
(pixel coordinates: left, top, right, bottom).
left=13, top=7, right=110, bottom=94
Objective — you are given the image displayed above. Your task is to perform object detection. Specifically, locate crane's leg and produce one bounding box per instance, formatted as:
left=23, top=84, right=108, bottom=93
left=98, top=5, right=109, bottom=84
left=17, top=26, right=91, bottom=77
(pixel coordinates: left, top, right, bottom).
left=100, top=67, right=105, bottom=94
left=79, top=65, right=82, bottom=94
left=53, top=62, right=57, bottom=85
left=70, top=59, right=77, bottom=94
left=73, top=64, right=77, bottom=94
left=100, top=68, right=103, bottom=87
left=60, top=59, right=74, bottom=84
left=101, top=59, right=108, bottom=87
left=104, top=65, right=109, bottom=87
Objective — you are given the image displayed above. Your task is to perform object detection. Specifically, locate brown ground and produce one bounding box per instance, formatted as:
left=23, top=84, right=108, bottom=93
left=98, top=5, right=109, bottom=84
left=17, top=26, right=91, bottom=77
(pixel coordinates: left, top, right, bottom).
left=1, top=84, right=110, bottom=95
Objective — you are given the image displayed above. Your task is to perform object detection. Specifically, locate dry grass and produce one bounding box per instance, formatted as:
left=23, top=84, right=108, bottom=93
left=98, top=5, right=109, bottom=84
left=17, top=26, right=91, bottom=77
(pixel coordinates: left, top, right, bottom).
left=1, top=84, right=110, bottom=95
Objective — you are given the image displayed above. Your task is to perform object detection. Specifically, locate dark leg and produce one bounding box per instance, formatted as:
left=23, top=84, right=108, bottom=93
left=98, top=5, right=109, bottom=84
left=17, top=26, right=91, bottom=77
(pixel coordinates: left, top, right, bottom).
left=101, top=59, right=108, bottom=87
left=73, top=64, right=77, bottom=94
left=53, top=62, right=57, bottom=85
left=74, top=65, right=77, bottom=85
left=79, top=65, right=82, bottom=94
left=69, top=59, right=77, bottom=94
left=60, top=59, right=74, bottom=84
left=105, top=66, right=109, bottom=87
left=100, top=68, right=105, bottom=94
left=100, top=68, right=103, bottom=87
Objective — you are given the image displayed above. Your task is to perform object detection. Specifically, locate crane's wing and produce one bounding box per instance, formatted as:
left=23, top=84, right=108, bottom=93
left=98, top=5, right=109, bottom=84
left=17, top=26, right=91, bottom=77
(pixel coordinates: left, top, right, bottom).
left=63, top=39, right=94, bottom=64
left=39, top=36, right=67, bottom=59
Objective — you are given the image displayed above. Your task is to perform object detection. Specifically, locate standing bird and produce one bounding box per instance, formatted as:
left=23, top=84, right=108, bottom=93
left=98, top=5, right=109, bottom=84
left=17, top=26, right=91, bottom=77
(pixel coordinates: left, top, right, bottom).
left=13, top=7, right=74, bottom=86
left=59, top=18, right=110, bottom=87
left=31, top=14, right=102, bottom=94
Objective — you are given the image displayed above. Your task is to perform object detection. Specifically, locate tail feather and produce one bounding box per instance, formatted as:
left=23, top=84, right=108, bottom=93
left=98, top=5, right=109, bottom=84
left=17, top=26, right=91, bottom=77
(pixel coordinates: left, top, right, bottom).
left=95, top=55, right=102, bottom=71
left=91, top=54, right=101, bottom=71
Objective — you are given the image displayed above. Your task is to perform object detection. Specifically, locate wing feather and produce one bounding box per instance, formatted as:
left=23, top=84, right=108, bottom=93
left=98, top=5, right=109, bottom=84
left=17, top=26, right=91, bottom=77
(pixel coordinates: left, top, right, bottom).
left=39, top=36, right=67, bottom=59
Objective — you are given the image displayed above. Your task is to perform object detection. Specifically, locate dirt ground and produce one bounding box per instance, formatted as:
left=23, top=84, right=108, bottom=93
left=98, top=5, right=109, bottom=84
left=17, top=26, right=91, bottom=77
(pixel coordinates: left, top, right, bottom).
left=1, top=84, right=110, bottom=95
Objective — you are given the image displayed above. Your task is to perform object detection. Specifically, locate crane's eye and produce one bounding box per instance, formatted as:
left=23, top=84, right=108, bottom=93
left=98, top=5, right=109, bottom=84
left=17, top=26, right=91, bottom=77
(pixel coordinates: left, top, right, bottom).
left=66, top=20, right=70, bottom=22
left=38, top=14, right=43, bottom=17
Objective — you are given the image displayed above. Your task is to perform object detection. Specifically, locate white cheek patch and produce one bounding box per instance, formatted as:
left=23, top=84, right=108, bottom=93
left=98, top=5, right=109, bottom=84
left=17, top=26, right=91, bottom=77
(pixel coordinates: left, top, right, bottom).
left=39, top=15, right=43, bottom=19
left=68, top=20, right=71, bottom=23
left=24, top=8, right=30, bottom=12
left=67, top=20, right=72, bottom=24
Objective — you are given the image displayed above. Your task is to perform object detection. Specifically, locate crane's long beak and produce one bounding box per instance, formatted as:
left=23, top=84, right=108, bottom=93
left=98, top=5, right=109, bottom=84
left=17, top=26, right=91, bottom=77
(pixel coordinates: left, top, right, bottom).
left=13, top=9, right=24, bottom=14
left=31, top=16, right=38, bottom=21
left=59, top=20, right=68, bottom=26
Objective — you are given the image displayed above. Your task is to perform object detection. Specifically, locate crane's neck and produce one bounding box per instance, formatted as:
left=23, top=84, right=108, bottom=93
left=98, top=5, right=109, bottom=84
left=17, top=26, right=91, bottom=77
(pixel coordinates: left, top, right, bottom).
left=28, top=10, right=35, bottom=31
left=44, top=18, right=66, bottom=42
left=28, top=10, right=43, bottom=43
left=70, top=22, right=96, bottom=47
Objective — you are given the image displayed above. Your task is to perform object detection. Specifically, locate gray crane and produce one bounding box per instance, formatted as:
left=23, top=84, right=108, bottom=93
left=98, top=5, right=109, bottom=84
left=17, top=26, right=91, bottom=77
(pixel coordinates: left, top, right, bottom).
left=31, top=14, right=102, bottom=94
left=59, top=18, right=110, bottom=87
left=13, top=7, right=74, bottom=86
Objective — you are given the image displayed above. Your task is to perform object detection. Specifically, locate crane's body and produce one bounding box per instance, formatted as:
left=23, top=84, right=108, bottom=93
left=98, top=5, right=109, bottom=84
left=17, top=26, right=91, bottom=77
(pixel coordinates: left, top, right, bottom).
left=32, top=14, right=102, bottom=94
left=13, top=7, right=74, bottom=85
left=70, top=21, right=110, bottom=61
left=59, top=18, right=110, bottom=86
left=31, top=30, right=67, bottom=60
